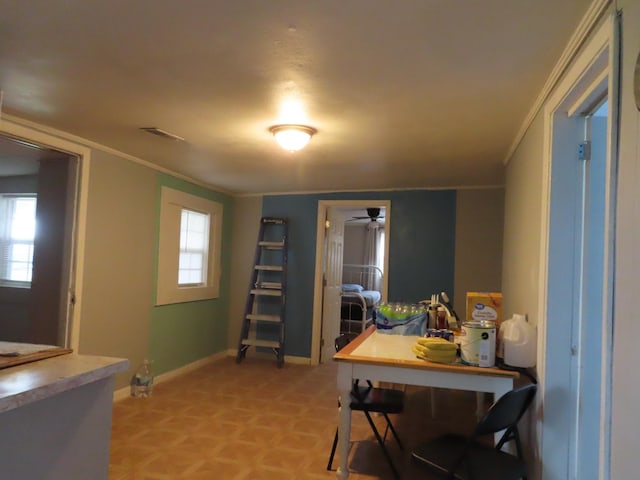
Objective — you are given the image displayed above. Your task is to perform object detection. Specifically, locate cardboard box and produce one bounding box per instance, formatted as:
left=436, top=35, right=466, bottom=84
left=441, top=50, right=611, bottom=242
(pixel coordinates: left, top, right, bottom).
left=466, top=292, right=503, bottom=326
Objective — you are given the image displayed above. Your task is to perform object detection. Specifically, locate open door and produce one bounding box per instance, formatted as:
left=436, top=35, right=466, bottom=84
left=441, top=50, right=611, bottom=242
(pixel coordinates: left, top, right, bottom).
left=311, top=199, right=391, bottom=364
left=320, top=207, right=345, bottom=363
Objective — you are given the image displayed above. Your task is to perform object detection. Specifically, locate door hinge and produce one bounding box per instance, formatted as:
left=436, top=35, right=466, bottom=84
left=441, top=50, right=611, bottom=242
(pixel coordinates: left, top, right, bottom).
left=578, top=141, right=591, bottom=161
left=323, top=276, right=327, bottom=287
left=320, top=338, right=325, bottom=348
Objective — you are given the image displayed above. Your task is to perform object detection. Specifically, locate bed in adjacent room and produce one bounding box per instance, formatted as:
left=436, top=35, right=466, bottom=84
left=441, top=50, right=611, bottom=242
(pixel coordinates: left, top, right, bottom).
left=340, top=264, right=383, bottom=334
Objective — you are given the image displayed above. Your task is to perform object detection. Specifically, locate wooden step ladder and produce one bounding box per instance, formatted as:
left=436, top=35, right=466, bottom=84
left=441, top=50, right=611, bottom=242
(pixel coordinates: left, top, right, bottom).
left=236, top=217, right=288, bottom=367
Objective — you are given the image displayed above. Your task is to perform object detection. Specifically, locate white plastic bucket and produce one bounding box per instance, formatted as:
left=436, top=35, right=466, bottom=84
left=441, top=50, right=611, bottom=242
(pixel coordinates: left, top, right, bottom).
left=460, top=320, right=496, bottom=367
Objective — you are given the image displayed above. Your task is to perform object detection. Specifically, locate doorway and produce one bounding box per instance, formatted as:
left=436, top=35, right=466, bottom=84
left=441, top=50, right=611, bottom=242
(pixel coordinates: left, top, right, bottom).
left=0, top=121, right=89, bottom=349
left=541, top=15, right=618, bottom=479
left=310, top=199, right=391, bottom=364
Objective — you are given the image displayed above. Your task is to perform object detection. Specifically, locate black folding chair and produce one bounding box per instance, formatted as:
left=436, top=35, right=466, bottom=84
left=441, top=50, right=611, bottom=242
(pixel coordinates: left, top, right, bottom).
left=327, top=333, right=405, bottom=479
left=411, top=383, right=537, bottom=480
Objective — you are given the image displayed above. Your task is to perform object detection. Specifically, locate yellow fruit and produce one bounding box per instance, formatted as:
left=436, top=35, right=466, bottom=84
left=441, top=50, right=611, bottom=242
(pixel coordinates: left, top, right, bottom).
left=425, top=351, right=457, bottom=364
left=412, top=344, right=456, bottom=363
left=416, top=337, right=457, bottom=350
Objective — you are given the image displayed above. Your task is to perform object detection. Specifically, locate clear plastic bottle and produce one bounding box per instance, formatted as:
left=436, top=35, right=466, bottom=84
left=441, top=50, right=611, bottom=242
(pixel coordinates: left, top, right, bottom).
left=130, top=359, right=154, bottom=398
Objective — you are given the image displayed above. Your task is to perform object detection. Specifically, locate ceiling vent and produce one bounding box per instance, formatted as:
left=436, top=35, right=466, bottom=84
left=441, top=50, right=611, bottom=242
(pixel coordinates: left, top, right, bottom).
left=139, top=127, right=185, bottom=142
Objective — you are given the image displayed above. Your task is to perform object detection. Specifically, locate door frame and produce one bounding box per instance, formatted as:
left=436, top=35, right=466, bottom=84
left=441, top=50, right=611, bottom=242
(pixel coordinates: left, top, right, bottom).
left=320, top=207, right=345, bottom=363
left=538, top=14, right=618, bottom=478
left=310, top=199, right=391, bottom=365
left=0, top=115, right=91, bottom=351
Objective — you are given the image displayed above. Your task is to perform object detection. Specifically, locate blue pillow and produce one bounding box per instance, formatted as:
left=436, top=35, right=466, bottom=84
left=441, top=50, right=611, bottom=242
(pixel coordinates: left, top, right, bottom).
left=342, top=283, right=364, bottom=292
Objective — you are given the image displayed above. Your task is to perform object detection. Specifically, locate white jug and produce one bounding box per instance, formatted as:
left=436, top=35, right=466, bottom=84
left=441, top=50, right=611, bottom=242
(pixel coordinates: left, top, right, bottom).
left=499, top=314, right=536, bottom=368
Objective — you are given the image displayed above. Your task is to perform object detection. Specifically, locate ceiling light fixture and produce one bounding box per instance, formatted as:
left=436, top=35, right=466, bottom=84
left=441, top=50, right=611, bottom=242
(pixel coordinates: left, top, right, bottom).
left=269, top=124, right=317, bottom=152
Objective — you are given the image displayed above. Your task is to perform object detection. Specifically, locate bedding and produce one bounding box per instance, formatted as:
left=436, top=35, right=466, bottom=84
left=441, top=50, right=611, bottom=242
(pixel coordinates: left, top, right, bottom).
left=340, top=264, right=383, bottom=334
left=341, top=288, right=381, bottom=307
left=341, top=283, right=364, bottom=293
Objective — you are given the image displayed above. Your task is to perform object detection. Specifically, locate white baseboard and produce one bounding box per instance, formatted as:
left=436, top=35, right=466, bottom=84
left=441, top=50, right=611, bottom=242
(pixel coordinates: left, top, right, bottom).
left=224, top=348, right=311, bottom=365
left=113, top=351, right=228, bottom=402
left=114, top=349, right=314, bottom=401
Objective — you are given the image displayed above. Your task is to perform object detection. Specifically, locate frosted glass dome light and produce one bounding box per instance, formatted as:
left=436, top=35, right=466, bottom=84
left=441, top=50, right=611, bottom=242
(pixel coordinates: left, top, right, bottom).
left=269, top=124, right=317, bottom=152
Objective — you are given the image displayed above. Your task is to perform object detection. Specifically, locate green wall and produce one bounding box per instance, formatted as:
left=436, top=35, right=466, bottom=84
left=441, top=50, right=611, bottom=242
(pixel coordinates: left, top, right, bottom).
left=149, top=174, right=234, bottom=375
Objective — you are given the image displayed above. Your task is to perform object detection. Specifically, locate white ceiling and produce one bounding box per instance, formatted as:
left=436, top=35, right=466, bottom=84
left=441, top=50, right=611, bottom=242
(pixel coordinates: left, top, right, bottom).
left=0, top=0, right=593, bottom=194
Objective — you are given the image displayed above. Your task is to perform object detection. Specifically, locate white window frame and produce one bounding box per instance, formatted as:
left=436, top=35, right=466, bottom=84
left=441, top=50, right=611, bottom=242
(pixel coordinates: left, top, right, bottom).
left=156, top=187, right=222, bottom=305
left=0, top=193, right=37, bottom=287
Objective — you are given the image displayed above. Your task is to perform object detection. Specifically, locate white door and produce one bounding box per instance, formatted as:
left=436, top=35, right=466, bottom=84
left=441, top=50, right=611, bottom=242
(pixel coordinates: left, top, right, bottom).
left=320, top=208, right=345, bottom=363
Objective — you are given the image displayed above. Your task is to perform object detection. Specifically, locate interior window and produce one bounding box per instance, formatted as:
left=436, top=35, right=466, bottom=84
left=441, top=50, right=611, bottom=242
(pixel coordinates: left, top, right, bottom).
left=156, top=186, right=223, bottom=305
left=0, top=194, right=37, bottom=285
left=178, top=208, right=210, bottom=286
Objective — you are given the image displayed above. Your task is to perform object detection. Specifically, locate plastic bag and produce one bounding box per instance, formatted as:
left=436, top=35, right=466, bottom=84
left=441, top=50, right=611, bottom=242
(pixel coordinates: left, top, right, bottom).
left=375, top=303, right=427, bottom=336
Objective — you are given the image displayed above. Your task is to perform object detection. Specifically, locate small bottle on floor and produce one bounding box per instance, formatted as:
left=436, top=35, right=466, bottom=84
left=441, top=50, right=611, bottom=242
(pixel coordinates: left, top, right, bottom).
left=130, top=359, right=154, bottom=398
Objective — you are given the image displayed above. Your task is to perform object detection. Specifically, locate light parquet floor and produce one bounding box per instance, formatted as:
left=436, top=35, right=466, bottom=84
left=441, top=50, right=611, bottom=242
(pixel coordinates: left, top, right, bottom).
left=109, top=356, right=486, bottom=480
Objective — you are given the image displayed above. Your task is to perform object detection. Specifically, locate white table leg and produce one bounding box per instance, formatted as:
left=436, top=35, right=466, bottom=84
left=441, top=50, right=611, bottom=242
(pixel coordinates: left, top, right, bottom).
left=336, top=364, right=353, bottom=480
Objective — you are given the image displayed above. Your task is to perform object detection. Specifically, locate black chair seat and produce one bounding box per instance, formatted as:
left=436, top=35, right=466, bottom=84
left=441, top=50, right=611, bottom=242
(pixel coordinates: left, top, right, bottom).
left=350, top=385, right=405, bottom=413
left=412, top=434, right=527, bottom=480
left=411, top=383, right=537, bottom=480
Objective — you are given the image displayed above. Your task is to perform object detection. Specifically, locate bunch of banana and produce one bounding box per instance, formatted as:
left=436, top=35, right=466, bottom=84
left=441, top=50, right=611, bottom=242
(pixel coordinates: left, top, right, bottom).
left=412, top=337, right=458, bottom=364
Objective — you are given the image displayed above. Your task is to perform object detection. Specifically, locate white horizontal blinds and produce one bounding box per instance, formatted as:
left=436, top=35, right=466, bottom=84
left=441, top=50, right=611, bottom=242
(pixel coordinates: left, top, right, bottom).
left=178, top=208, right=210, bottom=286
left=0, top=194, right=37, bottom=283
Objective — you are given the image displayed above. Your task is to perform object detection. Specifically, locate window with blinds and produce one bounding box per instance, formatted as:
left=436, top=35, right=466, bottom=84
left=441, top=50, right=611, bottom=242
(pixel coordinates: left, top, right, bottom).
left=0, top=194, right=37, bottom=286
left=156, top=186, right=223, bottom=305
left=178, top=208, right=210, bottom=286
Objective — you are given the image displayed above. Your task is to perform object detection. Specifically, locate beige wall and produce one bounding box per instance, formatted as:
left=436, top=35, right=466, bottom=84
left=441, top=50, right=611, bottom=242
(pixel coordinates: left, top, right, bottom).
left=453, top=188, right=504, bottom=319
left=502, top=113, right=545, bottom=328
left=502, top=111, right=546, bottom=479
left=227, top=195, right=262, bottom=350
left=79, top=150, right=157, bottom=387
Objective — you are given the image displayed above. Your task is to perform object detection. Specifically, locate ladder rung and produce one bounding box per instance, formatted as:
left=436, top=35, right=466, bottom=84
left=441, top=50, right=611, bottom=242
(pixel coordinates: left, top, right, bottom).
left=241, top=339, right=281, bottom=348
left=262, top=217, right=286, bottom=225
left=246, top=314, right=281, bottom=323
left=255, top=265, right=284, bottom=271
left=256, top=281, right=282, bottom=289
left=258, top=241, right=285, bottom=249
left=250, top=289, right=282, bottom=296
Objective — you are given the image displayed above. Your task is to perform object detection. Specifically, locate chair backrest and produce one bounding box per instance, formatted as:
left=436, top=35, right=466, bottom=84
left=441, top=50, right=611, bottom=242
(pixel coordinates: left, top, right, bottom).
left=335, top=333, right=359, bottom=352
left=474, top=383, right=537, bottom=437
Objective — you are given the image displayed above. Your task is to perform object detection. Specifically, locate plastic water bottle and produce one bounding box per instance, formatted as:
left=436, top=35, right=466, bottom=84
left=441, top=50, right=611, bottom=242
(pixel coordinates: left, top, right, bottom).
left=130, top=359, right=154, bottom=397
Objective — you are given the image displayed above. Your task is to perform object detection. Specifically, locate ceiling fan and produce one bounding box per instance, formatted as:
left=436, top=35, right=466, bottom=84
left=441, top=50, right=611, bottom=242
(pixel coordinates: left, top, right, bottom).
left=348, top=207, right=385, bottom=223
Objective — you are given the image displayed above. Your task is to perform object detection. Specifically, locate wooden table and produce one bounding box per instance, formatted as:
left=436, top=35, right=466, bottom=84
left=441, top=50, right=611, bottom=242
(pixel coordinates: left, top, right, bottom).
left=332, top=326, right=519, bottom=480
